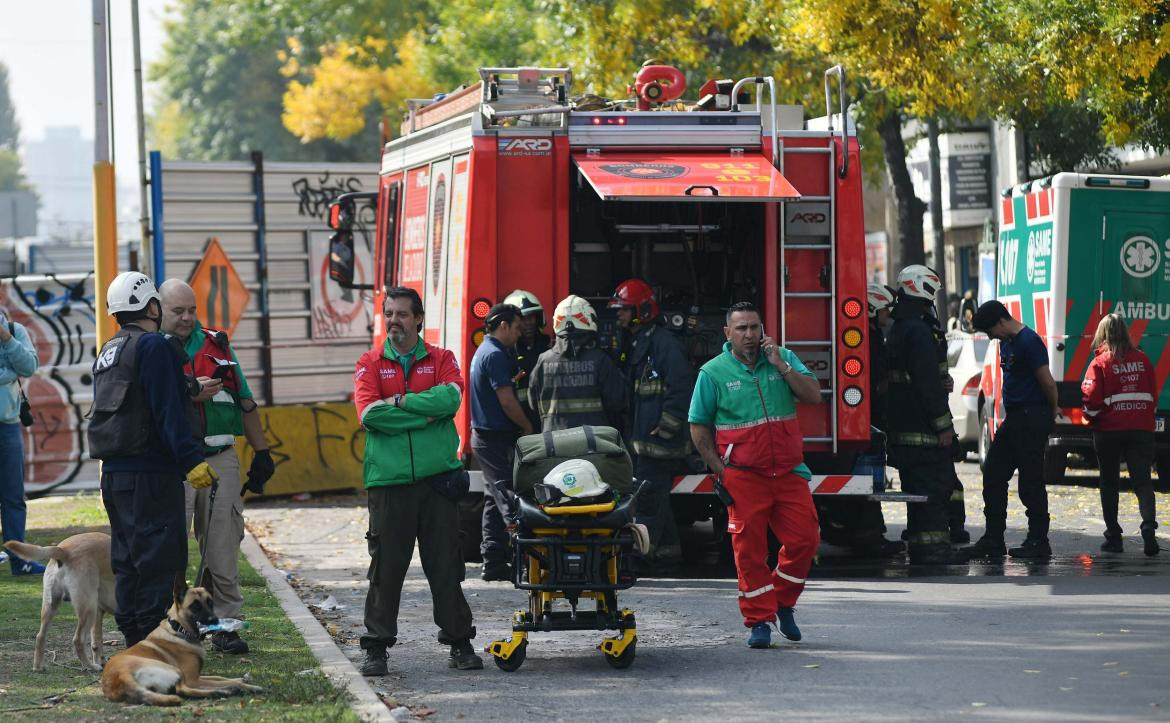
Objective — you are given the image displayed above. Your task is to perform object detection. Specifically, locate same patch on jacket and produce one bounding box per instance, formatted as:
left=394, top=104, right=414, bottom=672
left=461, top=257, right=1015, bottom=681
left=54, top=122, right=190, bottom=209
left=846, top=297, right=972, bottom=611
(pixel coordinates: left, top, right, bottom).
left=598, top=163, right=688, bottom=180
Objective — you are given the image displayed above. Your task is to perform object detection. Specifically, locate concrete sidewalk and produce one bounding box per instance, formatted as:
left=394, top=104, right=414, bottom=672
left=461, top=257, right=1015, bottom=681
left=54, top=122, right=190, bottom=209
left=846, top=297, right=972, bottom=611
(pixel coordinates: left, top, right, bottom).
left=244, top=477, right=1170, bottom=721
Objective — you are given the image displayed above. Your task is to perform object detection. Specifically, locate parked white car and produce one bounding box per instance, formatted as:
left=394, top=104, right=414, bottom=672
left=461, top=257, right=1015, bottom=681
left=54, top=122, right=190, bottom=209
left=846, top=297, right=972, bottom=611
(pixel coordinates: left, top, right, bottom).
left=946, top=332, right=990, bottom=454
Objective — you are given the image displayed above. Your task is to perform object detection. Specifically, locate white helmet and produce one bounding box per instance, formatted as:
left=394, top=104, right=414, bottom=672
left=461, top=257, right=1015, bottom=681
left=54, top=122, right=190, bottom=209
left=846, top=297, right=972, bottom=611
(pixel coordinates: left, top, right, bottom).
left=540, top=458, right=609, bottom=501
left=106, top=271, right=161, bottom=314
left=504, top=289, right=545, bottom=327
left=867, top=283, right=895, bottom=317
left=552, top=295, right=599, bottom=336
left=896, top=265, right=941, bottom=302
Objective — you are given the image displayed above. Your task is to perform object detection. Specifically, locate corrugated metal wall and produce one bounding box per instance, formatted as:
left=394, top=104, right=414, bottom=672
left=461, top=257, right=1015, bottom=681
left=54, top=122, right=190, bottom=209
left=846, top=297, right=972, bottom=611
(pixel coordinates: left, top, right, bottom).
left=155, top=156, right=380, bottom=406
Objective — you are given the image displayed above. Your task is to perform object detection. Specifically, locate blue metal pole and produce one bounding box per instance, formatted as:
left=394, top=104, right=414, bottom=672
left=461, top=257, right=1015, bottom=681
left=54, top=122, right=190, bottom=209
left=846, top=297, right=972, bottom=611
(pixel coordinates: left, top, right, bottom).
left=149, top=150, right=165, bottom=282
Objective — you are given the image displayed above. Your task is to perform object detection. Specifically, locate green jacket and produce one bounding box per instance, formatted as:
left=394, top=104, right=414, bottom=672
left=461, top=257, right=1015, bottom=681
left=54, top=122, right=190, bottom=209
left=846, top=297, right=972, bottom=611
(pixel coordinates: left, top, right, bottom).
left=354, top=338, right=463, bottom=487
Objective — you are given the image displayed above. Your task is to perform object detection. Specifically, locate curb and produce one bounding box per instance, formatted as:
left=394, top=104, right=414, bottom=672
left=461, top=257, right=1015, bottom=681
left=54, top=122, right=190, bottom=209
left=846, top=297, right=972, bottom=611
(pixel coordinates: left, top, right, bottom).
left=240, top=531, right=392, bottom=722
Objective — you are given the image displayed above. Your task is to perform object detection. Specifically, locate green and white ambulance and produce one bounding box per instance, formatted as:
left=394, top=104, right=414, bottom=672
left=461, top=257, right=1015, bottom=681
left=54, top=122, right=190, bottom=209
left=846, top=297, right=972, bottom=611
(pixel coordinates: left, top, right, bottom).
left=980, top=173, right=1170, bottom=482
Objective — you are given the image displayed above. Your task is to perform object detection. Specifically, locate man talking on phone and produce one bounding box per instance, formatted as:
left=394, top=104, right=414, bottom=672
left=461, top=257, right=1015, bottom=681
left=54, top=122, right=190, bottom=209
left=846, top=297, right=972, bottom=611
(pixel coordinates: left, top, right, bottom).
left=160, top=279, right=274, bottom=654
left=688, top=302, right=823, bottom=650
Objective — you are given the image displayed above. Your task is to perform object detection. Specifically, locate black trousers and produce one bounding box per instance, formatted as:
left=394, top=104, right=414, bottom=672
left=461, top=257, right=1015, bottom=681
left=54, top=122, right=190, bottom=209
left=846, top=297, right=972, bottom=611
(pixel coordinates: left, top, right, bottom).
left=361, top=483, right=475, bottom=650
left=471, top=429, right=518, bottom=567
left=982, top=406, right=1053, bottom=539
left=897, top=458, right=954, bottom=546
left=1093, top=430, right=1157, bottom=535
left=101, top=471, right=188, bottom=646
left=633, top=456, right=681, bottom=560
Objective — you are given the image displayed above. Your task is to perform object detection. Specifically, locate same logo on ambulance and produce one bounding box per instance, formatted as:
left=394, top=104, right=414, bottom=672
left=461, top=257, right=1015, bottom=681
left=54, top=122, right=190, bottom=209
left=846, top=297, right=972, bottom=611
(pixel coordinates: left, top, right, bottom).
left=1120, top=235, right=1160, bottom=279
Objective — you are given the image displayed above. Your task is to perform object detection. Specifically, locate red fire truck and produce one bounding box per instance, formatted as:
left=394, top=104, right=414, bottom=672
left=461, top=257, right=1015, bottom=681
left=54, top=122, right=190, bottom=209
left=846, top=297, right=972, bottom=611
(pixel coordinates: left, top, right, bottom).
left=327, top=64, right=897, bottom=552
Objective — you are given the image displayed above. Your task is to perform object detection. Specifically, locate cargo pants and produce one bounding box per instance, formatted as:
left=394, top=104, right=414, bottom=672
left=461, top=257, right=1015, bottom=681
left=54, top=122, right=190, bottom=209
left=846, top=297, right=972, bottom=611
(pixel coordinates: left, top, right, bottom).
left=102, top=470, right=188, bottom=646
left=361, top=482, right=475, bottom=650
left=722, top=467, right=819, bottom=626
left=184, top=447, right=245, bottom=619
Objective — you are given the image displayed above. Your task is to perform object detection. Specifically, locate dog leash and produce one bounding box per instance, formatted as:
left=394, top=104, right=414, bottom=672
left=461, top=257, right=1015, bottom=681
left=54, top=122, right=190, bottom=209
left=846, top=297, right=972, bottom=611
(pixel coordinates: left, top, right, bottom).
left=195, top=478, right=219, bottom=589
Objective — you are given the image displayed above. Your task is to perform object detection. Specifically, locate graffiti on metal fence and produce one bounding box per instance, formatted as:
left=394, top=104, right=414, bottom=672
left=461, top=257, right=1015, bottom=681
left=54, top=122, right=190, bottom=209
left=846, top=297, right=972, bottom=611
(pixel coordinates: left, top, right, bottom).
left=1, top=273, right=98, bottom=492
left=291, top=173, right=367, bottom=220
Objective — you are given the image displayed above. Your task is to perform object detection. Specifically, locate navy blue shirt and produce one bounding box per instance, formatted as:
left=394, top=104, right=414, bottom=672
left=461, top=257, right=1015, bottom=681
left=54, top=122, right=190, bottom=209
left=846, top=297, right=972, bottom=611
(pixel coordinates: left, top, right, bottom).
left=1001, top=325, right=1049, bottom=408
left=102, top=332, right=204, bottom=474
left=470, top=335, right=518, bottom=432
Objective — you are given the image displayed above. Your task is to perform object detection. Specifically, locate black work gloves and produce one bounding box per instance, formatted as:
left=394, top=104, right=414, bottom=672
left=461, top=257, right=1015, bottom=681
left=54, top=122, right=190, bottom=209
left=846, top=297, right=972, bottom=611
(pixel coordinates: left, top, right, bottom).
left=243, top=449, right=275, bottom=496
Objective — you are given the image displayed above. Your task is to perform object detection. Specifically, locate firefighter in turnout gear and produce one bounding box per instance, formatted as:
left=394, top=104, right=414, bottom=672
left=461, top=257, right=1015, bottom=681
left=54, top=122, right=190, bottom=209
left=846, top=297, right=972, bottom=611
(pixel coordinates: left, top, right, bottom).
left=88, top=272, right=217, bottom=646
left=885, top=266, right=970, bottom=565
left=504, top=289, right=551, bottom=431
left=528, top=295, right=626, bottom=431
left=609, top=279, right=691, bottom=570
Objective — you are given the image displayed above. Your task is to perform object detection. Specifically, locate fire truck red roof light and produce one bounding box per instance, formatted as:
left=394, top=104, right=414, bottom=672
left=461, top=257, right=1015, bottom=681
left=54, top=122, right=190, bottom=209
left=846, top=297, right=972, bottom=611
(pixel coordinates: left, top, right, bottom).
left=842, top=298, right=863, bottom=319
left=472, top=299, right=492, bottom=319
left=843, top=357, right=863, bottom=377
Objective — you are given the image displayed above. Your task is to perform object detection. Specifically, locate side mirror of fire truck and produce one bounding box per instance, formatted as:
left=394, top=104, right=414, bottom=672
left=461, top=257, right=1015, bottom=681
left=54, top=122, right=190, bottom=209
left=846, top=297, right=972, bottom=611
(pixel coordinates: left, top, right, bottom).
left=328, top=230, right=357, bottom=288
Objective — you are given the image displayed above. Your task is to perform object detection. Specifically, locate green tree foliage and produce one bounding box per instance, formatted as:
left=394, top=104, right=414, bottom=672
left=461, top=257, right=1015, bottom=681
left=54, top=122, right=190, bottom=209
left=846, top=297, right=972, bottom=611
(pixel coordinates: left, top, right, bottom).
left=0, top=62, right=32, bottom=193
left=151, top=0, right=422, bottom=161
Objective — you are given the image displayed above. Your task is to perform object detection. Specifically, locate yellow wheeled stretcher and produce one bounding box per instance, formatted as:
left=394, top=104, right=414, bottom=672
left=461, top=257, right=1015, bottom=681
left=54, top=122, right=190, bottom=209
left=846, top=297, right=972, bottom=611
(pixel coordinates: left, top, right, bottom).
left=485, top=493, right=639, bottom=671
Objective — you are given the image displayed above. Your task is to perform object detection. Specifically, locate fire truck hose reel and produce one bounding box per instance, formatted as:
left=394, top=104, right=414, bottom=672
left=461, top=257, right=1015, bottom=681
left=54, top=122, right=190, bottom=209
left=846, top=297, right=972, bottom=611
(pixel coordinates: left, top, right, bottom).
left=633, top=65, right=686, bottom=110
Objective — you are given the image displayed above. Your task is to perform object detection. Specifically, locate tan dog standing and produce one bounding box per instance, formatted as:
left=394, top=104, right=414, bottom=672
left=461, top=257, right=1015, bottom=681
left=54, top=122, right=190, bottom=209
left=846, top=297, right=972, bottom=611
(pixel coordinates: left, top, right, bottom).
left=101, top=577, right=263, bottom=706
left=4, top=532, right=116, bottom=672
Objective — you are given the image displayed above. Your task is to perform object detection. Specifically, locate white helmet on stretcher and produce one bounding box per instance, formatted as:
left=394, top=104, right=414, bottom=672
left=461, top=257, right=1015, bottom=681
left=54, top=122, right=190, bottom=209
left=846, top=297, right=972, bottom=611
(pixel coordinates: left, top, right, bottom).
left=541, top=458, right=609, bottom=501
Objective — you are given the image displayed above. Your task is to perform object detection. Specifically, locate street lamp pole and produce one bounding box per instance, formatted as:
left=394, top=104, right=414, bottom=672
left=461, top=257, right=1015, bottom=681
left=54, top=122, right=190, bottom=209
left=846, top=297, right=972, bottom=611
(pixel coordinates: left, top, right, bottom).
left=92, top=0, right=118, bottom=346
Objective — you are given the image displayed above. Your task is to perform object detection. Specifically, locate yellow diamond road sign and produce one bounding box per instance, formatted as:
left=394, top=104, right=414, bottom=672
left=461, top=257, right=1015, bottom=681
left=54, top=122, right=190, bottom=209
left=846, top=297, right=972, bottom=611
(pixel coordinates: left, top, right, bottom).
left=188, top=238, right=250, bottom=335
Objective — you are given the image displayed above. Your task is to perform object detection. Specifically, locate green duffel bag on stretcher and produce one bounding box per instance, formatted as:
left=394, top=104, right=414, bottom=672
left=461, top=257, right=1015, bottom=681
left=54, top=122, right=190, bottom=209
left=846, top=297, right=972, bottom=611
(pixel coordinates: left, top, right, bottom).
left=513, top=425, right=633, bottom=498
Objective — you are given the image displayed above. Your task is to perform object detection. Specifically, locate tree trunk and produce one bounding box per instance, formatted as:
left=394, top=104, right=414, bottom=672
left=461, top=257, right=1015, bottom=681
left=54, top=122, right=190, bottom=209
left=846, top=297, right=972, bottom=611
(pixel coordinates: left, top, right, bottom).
left=878, top=110, right=927, bottom=272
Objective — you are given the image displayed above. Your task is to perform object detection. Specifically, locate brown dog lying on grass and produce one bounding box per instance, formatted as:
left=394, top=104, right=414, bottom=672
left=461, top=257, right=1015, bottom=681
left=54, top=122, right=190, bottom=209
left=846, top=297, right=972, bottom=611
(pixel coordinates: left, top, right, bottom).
left=101, top=576, right=263, bottom=706
left=4, top=532, right=116, bottom=672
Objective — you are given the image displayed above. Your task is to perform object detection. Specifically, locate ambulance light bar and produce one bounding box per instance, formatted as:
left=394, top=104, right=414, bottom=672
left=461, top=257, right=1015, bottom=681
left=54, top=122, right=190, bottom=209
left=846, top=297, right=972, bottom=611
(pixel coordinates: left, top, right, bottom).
left=1085, top=177, right=1150, bottom=189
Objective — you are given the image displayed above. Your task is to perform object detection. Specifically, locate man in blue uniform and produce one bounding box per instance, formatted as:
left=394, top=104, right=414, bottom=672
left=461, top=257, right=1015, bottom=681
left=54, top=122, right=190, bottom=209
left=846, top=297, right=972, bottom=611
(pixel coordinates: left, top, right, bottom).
left=88, top=272, right=218, bottom=646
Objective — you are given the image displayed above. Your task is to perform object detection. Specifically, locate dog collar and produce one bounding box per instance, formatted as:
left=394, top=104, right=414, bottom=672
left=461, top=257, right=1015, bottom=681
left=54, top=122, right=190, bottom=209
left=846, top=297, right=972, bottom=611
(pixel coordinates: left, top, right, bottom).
left=168, top=618, right=200, bottom=643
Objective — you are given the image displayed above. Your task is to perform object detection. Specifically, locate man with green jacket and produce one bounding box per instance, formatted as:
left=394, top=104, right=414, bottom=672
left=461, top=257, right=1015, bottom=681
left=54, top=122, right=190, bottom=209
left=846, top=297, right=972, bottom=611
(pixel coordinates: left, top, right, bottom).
left=353, top=287, right=480, bottom=675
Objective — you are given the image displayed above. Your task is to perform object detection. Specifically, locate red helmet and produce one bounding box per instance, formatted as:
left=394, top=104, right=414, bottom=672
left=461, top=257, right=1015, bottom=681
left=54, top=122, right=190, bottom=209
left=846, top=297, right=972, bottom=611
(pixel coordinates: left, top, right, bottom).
left=608, top=278, right=659, bottom=323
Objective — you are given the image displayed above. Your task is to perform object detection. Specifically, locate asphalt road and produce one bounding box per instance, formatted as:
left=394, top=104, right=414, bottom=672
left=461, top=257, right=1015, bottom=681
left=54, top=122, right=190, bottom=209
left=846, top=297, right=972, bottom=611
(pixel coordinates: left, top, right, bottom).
left=245, top=462, right=1170, bottom=721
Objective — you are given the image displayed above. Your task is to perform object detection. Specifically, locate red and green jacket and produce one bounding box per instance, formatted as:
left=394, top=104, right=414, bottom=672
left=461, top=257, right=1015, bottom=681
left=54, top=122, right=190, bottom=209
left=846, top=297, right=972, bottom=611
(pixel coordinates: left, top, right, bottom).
left=353, top=338, right=463, bottom=488
left=688, top=342, right=813, bottom=479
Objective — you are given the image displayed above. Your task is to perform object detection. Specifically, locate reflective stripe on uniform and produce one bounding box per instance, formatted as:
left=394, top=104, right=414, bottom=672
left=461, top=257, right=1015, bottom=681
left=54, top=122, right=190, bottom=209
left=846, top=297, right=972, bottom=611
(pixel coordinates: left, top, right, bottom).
left=891, top=432, right=940, bottom=447
left=631, top=438, right=692, bottom=458
left=714, top=414, right=796, bottom=432
left=1104, top=392, right=1154, bottom=405
left=739, top=583, right=775, bottom=599
left=909, top=531, right=950, bottom=545
left=658, top=409, right=685, bottom=432
left=634, top=378, right=665, bottom=396
left=543, top=398, right=605, bottom=414
left=949, top=488, right=965, bottom=503
left=931, top=412, right=953, bottom=431
left=360, top=399, right=387, bottom=424
left=889, top=370, right=910, bottom=384
left=774, top=569, right=805, bottom=585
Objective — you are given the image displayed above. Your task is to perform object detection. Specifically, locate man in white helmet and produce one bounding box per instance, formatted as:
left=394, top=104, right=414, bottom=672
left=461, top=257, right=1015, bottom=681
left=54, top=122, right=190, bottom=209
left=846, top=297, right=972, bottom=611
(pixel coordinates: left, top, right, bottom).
left=527, top=295, right=626, bottom=432
left=88, top=271, right=219, bottom=646
left=885, top=266, right=969, bottom=565
left=503, top=289, right=551, bottom=430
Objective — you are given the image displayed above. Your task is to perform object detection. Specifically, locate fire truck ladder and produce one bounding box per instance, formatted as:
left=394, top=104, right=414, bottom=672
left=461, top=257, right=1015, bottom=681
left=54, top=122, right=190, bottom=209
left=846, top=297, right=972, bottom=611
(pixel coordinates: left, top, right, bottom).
left=773, top=66, right=849, bottom=453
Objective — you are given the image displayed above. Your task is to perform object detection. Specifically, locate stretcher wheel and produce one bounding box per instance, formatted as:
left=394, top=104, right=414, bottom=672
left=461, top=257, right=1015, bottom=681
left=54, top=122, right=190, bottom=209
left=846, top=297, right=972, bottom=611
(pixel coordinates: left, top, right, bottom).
left=492, top=640, right=527, bottom=672
left=603, top=639, right=636, bottom=669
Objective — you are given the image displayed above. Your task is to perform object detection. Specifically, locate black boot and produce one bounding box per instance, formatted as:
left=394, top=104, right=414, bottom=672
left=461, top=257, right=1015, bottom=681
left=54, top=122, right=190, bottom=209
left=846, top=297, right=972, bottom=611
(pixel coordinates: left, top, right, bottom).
left=1100, top=533, right=1123, bottom=553
left=481, top=562, right=513, bottom=582
left=211, top=631, right=250, bottom=654
left=1142, top=527, right=1159, bottom=557
left=908, top=543, right=971, bottom=565
left=360, top=644, right=388, bottom=676
left=965, top=535, right=1006, bottom=559
left=448, top=640, right=483, bottom=670
left=1008, top=538, right=1052, bottom=559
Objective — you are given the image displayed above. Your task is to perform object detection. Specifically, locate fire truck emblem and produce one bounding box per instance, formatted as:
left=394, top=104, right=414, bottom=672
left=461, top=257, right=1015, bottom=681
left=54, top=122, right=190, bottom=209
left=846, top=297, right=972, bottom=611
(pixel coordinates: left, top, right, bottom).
left=599, top=163, right=688, bottom=180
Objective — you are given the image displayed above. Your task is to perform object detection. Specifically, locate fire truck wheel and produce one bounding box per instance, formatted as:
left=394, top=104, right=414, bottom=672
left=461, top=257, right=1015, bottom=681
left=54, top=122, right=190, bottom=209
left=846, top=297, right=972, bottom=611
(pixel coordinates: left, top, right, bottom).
left=459, top=493, right=485, bottom=563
